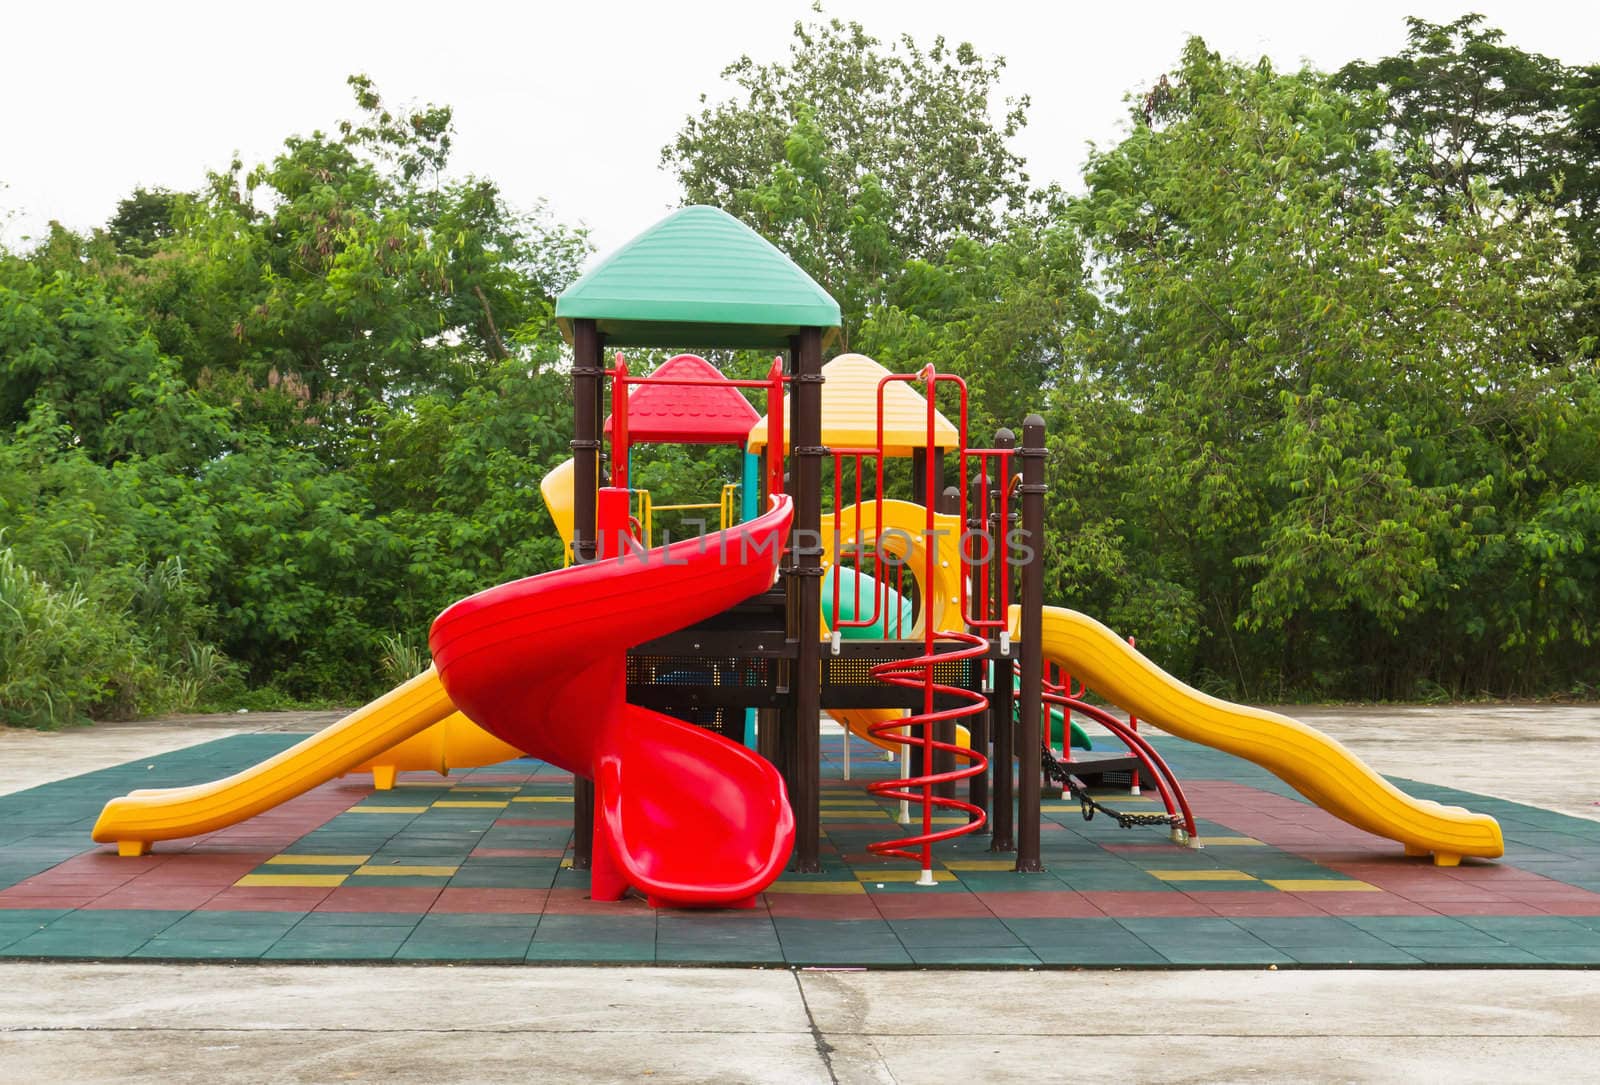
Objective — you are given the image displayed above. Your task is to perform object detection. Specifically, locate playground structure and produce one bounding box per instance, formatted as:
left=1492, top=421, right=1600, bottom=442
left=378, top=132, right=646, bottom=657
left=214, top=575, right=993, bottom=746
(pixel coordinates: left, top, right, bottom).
left=90, top=205, right=1504, bottom=908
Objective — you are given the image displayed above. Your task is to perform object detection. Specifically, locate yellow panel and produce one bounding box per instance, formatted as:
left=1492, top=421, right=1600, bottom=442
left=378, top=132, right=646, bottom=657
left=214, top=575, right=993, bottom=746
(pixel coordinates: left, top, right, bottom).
left=1148, top=869, right=1257, bottom=882
left=511, top=796, right=574, bottom=804
left=353, top=865, right=459, bottom=877
left=1026, top=606, right=1504, bottom=862
left=1266, top=879, right=1381, bottom=892
left=764, top=881, right=867, bottom=895
left=747, top=353, right=960, bottom=455
left=264, top=855, right=370, bottom=866
left=346, top=806, right=429, bottom=815
left=235, top=873, right=348, bottom=888
left=433, top=801, right=509, bottom=809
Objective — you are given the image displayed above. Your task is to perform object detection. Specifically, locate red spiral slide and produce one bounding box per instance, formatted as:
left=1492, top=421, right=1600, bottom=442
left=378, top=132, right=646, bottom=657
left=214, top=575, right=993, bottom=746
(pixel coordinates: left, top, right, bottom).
left=429, top=490, right=795, bottom=908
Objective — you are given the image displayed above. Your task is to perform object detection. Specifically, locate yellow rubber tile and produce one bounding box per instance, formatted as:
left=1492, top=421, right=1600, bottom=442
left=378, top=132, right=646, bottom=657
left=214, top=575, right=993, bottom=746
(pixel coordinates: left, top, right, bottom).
left=559, top=858, right=573, bottom=868
left=1195, top=837, right=1265, bottom=846
left=764, top=881, right=867, bottom=895
left=352, top=865, right=459, bottom=877
left=942, top=860, right=1017, bottom=872
left=452, top=787, right=521, bottom=793
left=432, top=801, right=509, bottom=809
left=264, top=855, right=370, bottom=866
left=235, top=873, right=348, bottom=888
left=1148, top=869, right=1257, bottom=882
left=511, top=796, right=574, bottom=803
left=1266, top=879, right=1381, bottom=892
left=345, top=806, right=429, bottom=815
left=855, top=870, right=958, bottom=883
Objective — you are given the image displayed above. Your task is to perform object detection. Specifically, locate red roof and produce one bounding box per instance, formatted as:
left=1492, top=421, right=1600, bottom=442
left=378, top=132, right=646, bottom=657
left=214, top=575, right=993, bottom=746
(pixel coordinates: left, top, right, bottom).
left=603, top=354, right=761, bottom=445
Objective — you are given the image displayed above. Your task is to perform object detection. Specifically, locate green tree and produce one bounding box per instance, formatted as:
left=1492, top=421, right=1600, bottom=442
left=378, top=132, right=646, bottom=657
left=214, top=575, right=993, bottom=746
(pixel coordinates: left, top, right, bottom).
left=1073, top=39, right=1592, bottom=697
left=663, top=7, right=1037, bottom=340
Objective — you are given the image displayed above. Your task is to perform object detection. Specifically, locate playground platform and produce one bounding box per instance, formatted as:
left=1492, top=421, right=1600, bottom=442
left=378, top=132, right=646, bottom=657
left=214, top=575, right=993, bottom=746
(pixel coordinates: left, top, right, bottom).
left=3, top=712, right=1599, bottom=968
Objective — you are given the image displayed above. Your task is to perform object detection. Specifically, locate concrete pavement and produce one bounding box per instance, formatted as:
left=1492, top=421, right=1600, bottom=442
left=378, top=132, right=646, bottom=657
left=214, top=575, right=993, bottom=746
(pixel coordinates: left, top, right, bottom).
left=2, top=963, right=1597, bottom=1083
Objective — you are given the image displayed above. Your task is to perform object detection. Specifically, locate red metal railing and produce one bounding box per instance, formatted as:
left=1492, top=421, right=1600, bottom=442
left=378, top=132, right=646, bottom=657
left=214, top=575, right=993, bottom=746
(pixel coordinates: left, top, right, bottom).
left=606, top=353, right=786, bottom=498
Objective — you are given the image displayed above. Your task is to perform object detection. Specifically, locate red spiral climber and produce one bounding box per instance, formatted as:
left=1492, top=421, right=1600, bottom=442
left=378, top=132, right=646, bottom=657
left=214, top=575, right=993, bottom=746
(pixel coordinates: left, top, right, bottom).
left=866, top=629, right=991, bottom=871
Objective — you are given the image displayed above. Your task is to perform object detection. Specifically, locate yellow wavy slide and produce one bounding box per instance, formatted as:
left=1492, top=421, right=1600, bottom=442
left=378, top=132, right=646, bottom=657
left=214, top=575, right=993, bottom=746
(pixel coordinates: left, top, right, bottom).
left=1031, top=606, right=1503, bottom=866
left=92, top=669, right=519, bottom=855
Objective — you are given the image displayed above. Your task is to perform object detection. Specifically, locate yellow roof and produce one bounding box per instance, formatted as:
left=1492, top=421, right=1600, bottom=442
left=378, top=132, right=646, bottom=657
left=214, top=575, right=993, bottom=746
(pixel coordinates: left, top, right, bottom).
left=746, top=353, right=960, bottom=456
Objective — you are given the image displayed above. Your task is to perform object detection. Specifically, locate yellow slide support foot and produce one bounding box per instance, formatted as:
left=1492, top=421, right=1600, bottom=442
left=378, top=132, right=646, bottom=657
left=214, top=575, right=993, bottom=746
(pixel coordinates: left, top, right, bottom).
left=117, top=840, right=152, bottom=857
left=1432, top=852, right=1462, bottom=868
left=371, top=764, right=398, bottom=791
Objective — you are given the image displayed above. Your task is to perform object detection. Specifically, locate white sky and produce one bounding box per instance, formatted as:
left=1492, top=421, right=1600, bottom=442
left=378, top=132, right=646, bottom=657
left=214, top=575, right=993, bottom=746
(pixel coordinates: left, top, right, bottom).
left=3, top=2, right=1597, bottom=257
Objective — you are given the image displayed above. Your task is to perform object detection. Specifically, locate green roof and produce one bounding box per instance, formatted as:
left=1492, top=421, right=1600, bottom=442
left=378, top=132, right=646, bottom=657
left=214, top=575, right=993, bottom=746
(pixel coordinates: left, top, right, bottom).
left=556, top=206, right=841, bottom=348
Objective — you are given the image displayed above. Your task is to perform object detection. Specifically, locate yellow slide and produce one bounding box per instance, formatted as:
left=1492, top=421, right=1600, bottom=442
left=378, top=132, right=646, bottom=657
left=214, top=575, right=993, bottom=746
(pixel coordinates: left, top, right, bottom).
left=350, top=711, right=523, bottom=790
left=1031, top=606, right=1503, bottom=865
left=94, top=668, right=463, bottom=855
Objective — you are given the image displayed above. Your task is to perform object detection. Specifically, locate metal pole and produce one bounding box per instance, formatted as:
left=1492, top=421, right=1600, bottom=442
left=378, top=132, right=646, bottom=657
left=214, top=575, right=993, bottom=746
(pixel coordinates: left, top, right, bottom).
left=569, top=319, right=602, bottom=871
left=1015, top=414, right=1047, bottom=874
left=989, top=427, right=1015, bottom=853
left=788, top=328, right=825, bottom=872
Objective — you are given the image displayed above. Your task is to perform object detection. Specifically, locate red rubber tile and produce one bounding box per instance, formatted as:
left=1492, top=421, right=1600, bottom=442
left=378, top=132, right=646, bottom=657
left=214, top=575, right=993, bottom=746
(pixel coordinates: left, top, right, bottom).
left=763, top=894, right=882, bottom=920
left=1079, top=892, right=1216, bottom=918
left=975, top=891, right=1106, bottom=919
left=200, top=888, right=334, bottom=911
left=0, top=891, right=106, bottom=909
left=316, top=886, right=441, bottom=913
left=84, top=885, right=222, bottom=911
left=1194, top=891, right=1329, bottom=917
left=870, top=893, right=993, bottom=919
left=431, top=888, right=550, bottom=914
left=543, top=888, right=654, bottom=916
left=1430, top=900, right=1554, bottom=917
left=1288, top=893, right=1439, bottom=916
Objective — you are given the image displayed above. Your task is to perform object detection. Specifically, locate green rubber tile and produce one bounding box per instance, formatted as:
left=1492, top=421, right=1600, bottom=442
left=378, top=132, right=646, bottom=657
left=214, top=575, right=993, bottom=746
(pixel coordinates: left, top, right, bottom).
left=1003, top=917, right=1168, bottom=965
left=888, top=919, right=1023, bottom=948
left=533, top=914, right=655, bottom=941
left=263, top=917, right=418, bottom=960
left=1343, top=916, right=1513, bottom=948
left=447, top=867, right=559, bottom=889
left=774, top=918, right=899, bottom=943
left=657, top=942, right=786, bottom=964
left=0, top=909, right=72, bottom=950
left=132, top=935, right=280, bottom=960
left=1404, top=945, right=1548, bottom=965
left=525, top=940, right=655, bottom=962
left=1458, top=916, right=1599, bottom=944
left=395, top=915, right=538, bottom=961
left=2, top=908, right=185, bottom=959
left=296, top=911, right=425, bottom=928
left=1281, top=945, right=1422, bottom=965
left=1229, top=917, right=1396, bottom=949
left=1526, top=944, right=1600, bottom=964
left=1115, top=916, right=1290, bottom=965
left=905, top=945, right=1042, bottom=966
left=782, top=943, right=914, bottom=966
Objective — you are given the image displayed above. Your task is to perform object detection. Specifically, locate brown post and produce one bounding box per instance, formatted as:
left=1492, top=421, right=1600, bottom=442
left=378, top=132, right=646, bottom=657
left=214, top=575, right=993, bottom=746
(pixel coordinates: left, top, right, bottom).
left=1015, top=414, right=1047, bottom=873
left=989, top=427, right=1016, bottom=852
left=569, top=319, right=603, bottom=869
left=786, top=328, right=825, bottom=872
